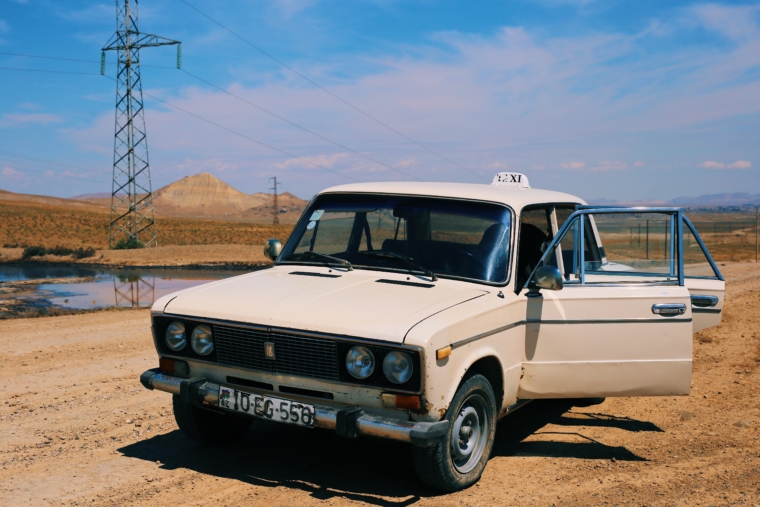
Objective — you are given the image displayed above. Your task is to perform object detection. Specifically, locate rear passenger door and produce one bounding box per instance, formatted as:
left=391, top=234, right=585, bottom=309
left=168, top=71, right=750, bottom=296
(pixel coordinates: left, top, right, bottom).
left=682, top=217, right=725, bottom=332
left=518, top=208, right=694, bottom=399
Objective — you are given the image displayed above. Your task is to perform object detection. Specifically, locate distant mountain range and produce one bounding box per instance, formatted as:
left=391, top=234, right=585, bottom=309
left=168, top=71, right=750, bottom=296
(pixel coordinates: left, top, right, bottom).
left=589, top=192, right=760, bottom=208
left=3, top=175, right=758, bottom=216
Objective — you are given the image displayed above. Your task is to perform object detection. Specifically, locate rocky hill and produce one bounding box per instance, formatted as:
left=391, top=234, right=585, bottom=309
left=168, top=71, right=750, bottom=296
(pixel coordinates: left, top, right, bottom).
left=71, top=173, right=308, bottom=222
left=150, top=173, right=307, bottom=221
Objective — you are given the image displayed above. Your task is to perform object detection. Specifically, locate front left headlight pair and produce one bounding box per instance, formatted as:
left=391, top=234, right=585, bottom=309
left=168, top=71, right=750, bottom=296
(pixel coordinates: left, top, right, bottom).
left=345, top=346, right=413, bottom=384
left=165, top=321, right=214, bottom=355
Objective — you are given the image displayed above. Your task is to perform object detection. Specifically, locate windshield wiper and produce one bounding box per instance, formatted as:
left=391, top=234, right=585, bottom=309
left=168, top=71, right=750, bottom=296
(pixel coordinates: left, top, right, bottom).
left=284, top=251, right=353, bottom=270
left=357, top=251, right=437, bottom=281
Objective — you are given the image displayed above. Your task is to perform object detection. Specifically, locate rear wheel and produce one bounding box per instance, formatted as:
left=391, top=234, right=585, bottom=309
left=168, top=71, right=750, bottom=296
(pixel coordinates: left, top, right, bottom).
left=413, top=374, right=497, bottom=491
left=172, top=395, right=252, bottom=446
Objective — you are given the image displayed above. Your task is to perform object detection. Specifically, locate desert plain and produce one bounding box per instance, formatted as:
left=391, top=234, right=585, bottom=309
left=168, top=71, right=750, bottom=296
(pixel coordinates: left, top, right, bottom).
left=0, top=262, right=758, bottom=507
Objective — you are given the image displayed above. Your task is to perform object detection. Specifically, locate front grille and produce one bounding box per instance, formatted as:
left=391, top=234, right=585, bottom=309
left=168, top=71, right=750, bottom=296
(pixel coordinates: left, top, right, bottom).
left=214, top=325, right=339, bottom=381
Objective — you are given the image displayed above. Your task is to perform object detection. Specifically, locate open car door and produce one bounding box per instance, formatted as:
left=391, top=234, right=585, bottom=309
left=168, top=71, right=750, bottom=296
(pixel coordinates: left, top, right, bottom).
left=518, top=207, right=702, bottom=399
left=681, top=217, right=725, bottom=332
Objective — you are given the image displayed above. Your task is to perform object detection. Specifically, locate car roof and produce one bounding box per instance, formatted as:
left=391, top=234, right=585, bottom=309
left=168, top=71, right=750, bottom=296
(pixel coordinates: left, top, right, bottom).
left=319, top=182, right=586, bottom=211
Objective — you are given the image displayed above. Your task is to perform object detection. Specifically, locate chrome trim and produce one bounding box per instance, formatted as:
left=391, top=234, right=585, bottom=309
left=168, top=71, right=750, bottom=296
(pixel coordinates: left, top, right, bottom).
left=691, top=295, right=719, bottom=308
left=154, top=313, right=426, bottom=395
left=449, top=317, right=692, bottom=349
left=651, top=303, right=687, bottom=315
left=142, top=370, right=440, bottom=445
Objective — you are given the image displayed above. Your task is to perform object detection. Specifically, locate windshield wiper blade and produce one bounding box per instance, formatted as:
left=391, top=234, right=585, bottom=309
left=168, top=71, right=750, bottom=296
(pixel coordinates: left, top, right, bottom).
left=358, top=251, right=437, bottom=281
left=285, top=251, right=353, bottom=270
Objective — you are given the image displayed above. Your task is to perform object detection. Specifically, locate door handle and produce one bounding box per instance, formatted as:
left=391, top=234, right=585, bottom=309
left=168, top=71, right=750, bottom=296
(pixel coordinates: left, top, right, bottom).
left=691, top=295, right=719, bottom=308
left=652, top=303, right=686, bottom=316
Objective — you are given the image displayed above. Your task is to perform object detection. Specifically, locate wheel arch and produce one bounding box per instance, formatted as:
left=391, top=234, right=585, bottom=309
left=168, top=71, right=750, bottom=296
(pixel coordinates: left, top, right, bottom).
left=460, top=355, right=504, bottom=414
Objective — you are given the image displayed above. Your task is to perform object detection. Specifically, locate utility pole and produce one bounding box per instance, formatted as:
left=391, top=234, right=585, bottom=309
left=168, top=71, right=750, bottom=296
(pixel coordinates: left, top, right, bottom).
left=755, top=206, right=760, bottom=262
left=102, top=0, right=180, bottom=248
left=270, top=177, right=282, bottom=225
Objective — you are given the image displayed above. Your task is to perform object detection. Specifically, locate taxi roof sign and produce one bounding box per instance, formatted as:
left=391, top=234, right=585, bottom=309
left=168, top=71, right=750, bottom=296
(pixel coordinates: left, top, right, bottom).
left=491, top=172, right=530, bottom=188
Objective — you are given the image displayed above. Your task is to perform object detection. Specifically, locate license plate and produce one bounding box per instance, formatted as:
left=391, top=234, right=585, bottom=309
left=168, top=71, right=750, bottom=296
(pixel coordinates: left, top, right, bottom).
left=218, top=386, right=316, bottom=427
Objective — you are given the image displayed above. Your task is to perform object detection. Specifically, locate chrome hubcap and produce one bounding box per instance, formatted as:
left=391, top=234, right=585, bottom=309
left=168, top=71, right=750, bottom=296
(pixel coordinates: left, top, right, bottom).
left=450, top=395, right=489, bottom=473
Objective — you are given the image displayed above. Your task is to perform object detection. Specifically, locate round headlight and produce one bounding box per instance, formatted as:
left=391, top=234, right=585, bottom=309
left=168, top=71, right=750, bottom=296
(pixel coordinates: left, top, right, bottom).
left=165, top=321, right=186, bottom=351
left=345, top=346, right=375, bottom=379
left=191, top=324, right=214, bottom=356
left=383, top=351, right=414, bottom=384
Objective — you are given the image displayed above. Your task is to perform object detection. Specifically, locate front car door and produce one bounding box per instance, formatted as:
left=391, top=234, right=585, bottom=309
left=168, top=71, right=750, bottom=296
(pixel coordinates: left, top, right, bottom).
left=518, top=207, right=704, bottom=399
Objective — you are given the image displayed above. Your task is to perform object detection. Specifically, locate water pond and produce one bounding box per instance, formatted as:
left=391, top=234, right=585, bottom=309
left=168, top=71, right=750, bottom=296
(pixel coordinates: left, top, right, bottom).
left=0, top=265, right=248, bottom=312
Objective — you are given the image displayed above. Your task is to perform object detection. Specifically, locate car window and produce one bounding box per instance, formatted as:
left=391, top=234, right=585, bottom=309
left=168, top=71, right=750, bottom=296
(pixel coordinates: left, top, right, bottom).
left=282, top=194, right=512, bottom=283
left=683, top=221, right=721, bottom=279
left=516, top=207, right=553, bottom=289
left=534, top=211, right=680, bottom=285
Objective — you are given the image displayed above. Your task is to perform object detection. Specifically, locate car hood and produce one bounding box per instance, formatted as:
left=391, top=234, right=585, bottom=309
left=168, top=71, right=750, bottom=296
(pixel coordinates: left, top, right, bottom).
left=158, top=266, right=488, bottom=343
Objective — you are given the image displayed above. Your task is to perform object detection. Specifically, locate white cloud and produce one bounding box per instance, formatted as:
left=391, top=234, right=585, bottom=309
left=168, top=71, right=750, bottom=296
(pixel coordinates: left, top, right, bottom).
left=559, top=161, right=586, bottom=170
left=591, top=160, right=628, bottom=172
left=274, top=152, right=349, bottom=171
left=0, top=113, right=63, bottom=127
left=65, top=5, right=760, bottom=197
left=701, top=160, right=752, bottom=170
left=487, top=162, right=509, bottom=170
left=272, top=0, right=318, bottom=18
left=2, top=166, right=23, bottom=178
left=691, top=4, right=760, bottom=43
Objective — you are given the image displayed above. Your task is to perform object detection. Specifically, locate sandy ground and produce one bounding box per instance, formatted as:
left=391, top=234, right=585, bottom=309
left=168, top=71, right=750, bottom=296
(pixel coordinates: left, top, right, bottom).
left=0, top=245, right=273, bottom=268
left=0, top=263, right=759, bottom=507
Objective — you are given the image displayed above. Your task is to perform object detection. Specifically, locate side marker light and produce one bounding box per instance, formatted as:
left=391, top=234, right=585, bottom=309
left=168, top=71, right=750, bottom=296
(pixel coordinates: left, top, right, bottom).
left=436, top=346, right=452, bottom=360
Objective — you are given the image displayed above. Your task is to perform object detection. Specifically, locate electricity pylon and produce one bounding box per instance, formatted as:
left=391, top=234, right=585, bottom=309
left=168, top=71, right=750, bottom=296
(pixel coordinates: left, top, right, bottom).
left=102, top=0, right=180, bottom=248
left=270, top=176, right=282, bottom=225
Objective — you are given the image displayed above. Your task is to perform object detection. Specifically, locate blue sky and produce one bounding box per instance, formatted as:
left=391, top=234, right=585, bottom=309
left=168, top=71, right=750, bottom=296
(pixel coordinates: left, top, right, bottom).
left=0, top=0, right=758, bottom=201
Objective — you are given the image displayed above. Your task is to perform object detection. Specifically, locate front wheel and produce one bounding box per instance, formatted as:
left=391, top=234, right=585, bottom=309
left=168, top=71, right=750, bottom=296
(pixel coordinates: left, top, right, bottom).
left=172, top=395, right=252, bottom=446
left=413, top=374, right=497, bottom=491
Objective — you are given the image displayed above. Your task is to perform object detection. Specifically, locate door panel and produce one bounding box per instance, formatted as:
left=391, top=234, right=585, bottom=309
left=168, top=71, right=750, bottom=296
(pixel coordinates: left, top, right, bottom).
left=519, top=207, right=694, bottom=399
left=518, top=285, right=693, bottom=398
left=682, top=217, right=725, bottom=332
left=685, top=278, right=724, bottom=332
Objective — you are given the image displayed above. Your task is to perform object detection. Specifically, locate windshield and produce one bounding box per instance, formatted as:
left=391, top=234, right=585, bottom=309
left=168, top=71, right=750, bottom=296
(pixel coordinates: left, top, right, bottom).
left=280, top=194, right=512, bottom=283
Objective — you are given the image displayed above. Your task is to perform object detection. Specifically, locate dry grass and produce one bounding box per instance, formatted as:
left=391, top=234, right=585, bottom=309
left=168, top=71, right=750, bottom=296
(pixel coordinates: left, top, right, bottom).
left=8, top=305, right=144, bottom=320
left=0, top=201, right=294, bottom=249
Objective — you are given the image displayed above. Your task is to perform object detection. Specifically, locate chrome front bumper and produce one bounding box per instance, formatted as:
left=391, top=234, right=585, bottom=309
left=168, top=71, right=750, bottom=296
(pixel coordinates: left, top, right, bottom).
left=140, top=369, right=448, bottom=447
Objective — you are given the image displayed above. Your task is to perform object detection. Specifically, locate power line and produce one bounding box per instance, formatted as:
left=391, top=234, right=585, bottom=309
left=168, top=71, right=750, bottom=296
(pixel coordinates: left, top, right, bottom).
left=141, top=88, right=362, bottom=183
left=0, top=150, right=107, bottom=173
left=0, top=51, right=175, bottom=69
left=0, top=160, right=110, bottom=184
left=180, top=69, right=421, bottom=181
left=2, top=52, right=419, bottom=179
left=178, top=0, right=486, bottom=181
left=0, top=66, right=361, bottom=183
left=0, top=66, right=104, bottom=76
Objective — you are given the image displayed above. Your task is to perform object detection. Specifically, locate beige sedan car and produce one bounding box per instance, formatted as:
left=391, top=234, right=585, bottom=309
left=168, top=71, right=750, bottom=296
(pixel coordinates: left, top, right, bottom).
left=141, top=173, right=724, bottom=491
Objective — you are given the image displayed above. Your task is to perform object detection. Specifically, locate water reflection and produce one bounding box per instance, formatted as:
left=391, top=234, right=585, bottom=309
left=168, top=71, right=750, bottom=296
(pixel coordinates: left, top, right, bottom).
left=113, top=275, right=155, bottom=308
left=0, top=266, right=245, bottom=311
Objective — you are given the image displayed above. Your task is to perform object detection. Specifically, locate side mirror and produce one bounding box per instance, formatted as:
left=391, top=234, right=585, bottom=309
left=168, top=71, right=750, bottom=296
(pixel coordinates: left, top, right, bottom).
left=530, top=265, right=563, bottom=291
left=264, top=239, right=282, bottom=261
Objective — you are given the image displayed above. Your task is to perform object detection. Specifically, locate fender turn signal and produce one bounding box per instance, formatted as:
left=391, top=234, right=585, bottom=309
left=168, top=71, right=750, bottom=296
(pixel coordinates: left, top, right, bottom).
left=436, top=346, right=452, bottom=360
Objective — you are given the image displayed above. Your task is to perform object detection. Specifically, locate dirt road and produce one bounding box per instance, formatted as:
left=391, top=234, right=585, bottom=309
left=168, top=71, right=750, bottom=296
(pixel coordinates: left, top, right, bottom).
left=1, top=264, right=759, bottom=506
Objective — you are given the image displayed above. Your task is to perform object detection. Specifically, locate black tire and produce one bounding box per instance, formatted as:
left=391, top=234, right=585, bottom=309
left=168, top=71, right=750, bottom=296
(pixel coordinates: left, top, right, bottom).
left=172, top=395, right=253, bottom=446
left=413, top=374, right=497, bottom=492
